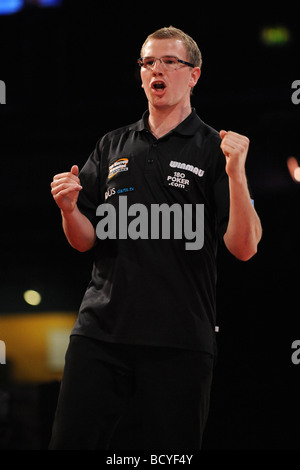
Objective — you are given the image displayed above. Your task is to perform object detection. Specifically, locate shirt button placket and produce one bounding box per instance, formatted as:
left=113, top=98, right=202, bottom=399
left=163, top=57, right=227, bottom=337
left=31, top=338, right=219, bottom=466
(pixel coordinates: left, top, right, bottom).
left=145, top=141, right=158, bottom=171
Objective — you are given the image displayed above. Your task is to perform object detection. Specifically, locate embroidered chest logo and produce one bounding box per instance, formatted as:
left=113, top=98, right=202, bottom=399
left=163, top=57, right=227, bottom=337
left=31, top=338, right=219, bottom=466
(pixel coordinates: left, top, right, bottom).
left=169, top=160, right=205, bottom=177
left=108, top=158, right=129, bottom=180
left=167, top=160, right=205, bottom=190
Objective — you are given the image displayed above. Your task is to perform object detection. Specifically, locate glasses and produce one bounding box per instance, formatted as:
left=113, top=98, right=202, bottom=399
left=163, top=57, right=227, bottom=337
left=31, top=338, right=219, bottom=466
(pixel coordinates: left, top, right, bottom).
left=138, top=56, right=194, bottom=71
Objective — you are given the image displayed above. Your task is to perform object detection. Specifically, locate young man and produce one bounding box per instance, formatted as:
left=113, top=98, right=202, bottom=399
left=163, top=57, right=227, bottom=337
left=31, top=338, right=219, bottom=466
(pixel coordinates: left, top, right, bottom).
left=49, top=26, right=262, bottom=450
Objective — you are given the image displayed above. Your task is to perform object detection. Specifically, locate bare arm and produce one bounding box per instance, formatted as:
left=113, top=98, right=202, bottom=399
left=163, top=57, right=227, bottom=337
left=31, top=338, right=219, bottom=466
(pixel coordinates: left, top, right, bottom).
left=51, top=165, right=96, bottom=252
left=220, top=131, right=262, bottom=261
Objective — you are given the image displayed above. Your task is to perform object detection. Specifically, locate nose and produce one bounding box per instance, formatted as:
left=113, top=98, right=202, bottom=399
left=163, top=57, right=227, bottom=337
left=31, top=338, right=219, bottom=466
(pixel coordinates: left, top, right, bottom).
left=152, top=58, right=164, bottom=74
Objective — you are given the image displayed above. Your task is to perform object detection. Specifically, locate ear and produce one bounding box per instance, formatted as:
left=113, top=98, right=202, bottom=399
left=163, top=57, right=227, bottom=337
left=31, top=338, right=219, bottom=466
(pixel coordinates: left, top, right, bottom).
left=140, top=68, right=144, bottom=88
left=189, top=67, right=201, bottom=88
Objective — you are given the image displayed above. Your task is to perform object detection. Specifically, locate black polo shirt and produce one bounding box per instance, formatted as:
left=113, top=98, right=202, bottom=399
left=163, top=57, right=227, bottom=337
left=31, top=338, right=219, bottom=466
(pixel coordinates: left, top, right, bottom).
left=72, top=109, right=230, bottom=355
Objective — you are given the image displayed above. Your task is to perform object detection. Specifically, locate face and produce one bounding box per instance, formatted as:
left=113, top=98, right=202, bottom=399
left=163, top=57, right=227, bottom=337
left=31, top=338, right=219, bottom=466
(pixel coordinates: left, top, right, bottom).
left=140, top=38, right=200, bottom=110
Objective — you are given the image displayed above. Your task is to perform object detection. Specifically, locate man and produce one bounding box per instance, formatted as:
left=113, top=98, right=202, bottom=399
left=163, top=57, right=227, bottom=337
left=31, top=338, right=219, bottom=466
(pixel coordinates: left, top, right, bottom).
left=49, top=26, right=262, bottom=450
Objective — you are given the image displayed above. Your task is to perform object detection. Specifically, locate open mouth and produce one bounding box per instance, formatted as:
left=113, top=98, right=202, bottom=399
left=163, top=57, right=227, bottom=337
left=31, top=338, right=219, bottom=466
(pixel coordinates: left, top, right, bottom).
left=152, top=81, right=166, bottom=90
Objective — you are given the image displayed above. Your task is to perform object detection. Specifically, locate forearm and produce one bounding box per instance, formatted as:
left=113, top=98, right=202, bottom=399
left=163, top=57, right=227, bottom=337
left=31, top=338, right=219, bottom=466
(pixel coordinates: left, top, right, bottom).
left=61, top=205, right=96, bottom=252
left=224, top=174, right=262, bottom=261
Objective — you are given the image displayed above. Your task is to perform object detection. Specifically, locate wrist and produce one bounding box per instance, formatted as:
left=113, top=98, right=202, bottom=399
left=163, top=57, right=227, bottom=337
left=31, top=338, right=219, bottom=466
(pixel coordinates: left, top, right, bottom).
left=61, top=204, right=77, bottom=219
left=227, top=170, right=247, bottom=186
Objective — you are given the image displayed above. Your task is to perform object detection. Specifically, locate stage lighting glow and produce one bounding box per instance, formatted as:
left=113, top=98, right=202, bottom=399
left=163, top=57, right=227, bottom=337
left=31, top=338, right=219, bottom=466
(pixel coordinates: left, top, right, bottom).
left=0, top=0, right=22, bottom=15
left=0, top=0, right=62, bottom=14
left=23, top=289, right=42, bottom=306
left=38, top=0, right=62, bottom=6
left=261, top=26, right=291, bottom=46
left=287, top=157, right=300, bottom=183
left=294, top=167, right=300, bottom=183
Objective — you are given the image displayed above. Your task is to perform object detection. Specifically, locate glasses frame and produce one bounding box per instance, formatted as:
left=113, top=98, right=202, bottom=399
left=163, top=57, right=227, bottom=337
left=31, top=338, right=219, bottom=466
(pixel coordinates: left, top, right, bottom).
left=137, top=56, right=195, bottom=70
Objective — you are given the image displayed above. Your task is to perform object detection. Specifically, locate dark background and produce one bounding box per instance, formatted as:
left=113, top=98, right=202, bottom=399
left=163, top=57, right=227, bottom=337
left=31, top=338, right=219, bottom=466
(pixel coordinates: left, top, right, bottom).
left=0, top=0, right=299, bottom=450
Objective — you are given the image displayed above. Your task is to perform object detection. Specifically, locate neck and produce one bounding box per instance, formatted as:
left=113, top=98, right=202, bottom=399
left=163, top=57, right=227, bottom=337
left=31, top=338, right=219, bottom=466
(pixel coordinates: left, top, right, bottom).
left=148, top=102, right=192, bottom=139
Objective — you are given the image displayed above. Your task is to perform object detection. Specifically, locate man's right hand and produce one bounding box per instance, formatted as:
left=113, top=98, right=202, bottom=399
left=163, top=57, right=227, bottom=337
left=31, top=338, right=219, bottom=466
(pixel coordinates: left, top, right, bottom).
left=51, top=165, right=82, bottom=213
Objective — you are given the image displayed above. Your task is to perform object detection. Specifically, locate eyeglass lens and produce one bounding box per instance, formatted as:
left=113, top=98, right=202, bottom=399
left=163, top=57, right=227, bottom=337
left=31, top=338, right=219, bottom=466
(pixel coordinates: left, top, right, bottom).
left=142, top=57, right=180, bottom=69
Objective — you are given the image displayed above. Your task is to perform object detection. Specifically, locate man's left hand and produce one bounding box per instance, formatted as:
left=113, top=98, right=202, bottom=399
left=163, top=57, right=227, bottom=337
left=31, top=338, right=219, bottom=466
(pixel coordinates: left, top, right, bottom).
left=220, top=130, right=250, bottom=180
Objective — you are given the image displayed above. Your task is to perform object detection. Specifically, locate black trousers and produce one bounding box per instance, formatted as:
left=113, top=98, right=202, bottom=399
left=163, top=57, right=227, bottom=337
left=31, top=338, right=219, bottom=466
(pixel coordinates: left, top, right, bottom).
left=48, top=335, right=214, bottom=450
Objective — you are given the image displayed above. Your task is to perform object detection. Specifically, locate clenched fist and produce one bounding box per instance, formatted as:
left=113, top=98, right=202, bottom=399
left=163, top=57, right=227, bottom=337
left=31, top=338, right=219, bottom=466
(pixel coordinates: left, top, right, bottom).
left=220, top=130, right=250, bottom=181
left=51, top=165, right=82, bottom=213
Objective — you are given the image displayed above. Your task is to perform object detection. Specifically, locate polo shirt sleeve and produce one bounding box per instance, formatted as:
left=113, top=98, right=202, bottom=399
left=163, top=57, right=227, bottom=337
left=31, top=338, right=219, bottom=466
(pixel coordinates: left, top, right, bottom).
left=77, top=140, right=105, bottom=228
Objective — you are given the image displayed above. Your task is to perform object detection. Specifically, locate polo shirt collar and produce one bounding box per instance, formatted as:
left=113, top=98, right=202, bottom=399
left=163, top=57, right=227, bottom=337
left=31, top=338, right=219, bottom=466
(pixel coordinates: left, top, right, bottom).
left=133, top=108, right=202, bottom=136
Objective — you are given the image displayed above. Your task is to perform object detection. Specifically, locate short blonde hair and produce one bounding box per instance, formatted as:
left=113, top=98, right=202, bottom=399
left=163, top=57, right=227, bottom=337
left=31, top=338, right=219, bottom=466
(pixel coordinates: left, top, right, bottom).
left=140, top=26, right=202, bottom=69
